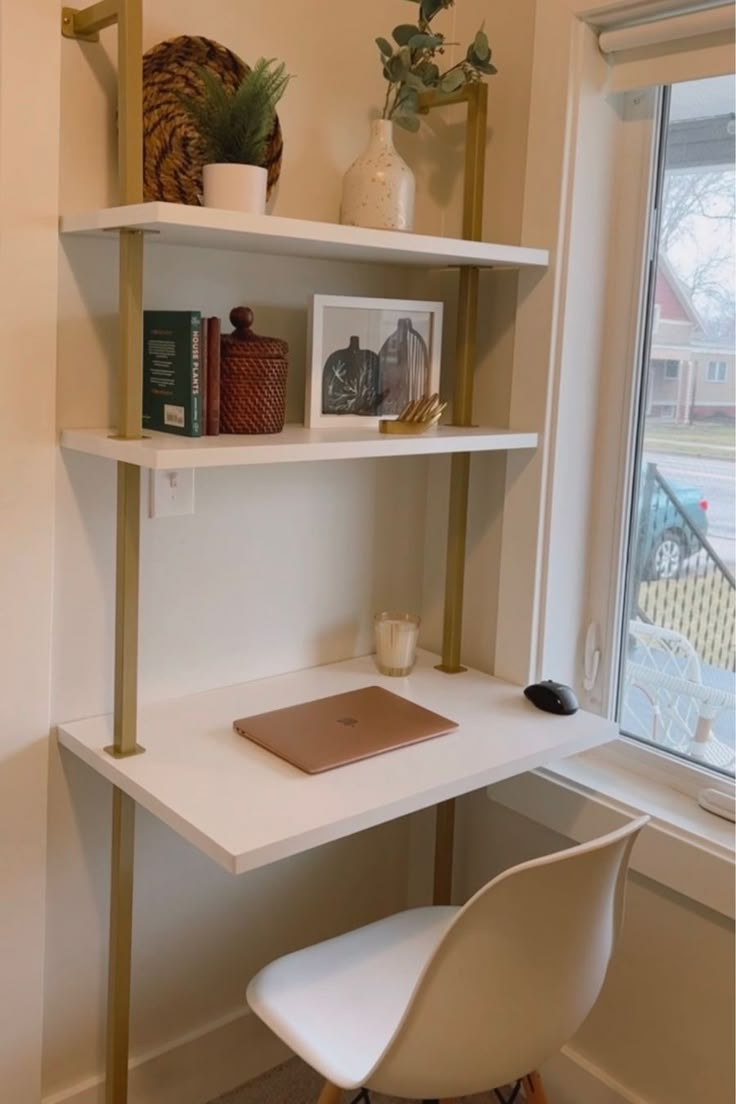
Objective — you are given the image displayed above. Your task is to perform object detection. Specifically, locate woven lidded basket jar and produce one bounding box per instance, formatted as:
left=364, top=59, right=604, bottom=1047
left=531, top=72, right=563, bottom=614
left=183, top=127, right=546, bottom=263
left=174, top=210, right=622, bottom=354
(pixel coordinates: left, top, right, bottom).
left=220, top=307, right=289, bottom=434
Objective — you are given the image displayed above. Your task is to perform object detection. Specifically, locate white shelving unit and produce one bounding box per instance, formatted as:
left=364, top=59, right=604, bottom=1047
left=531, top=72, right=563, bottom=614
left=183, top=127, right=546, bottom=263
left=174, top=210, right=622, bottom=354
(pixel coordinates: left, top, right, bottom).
left=61, top=201, right=550, bottom=269
left=57, top=24, right=560, bottom=1102
left=61, top=425, right=539, bottom=469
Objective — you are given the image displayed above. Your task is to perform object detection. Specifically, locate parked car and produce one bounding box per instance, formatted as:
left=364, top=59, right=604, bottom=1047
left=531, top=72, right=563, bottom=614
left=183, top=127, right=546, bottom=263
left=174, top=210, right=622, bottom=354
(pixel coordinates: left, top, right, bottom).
left=637, top=467, right=709, bottom=581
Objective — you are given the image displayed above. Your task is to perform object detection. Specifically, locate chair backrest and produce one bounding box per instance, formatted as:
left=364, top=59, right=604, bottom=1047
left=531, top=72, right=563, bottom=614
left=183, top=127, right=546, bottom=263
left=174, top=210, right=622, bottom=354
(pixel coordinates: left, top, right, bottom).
left=368, top=816, right=649, bottom=1101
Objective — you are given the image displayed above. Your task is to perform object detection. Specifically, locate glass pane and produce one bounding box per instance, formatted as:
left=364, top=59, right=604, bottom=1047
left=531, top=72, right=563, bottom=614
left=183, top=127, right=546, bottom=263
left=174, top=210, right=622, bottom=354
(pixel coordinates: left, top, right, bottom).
left=620, top=76, right=736, bottom=778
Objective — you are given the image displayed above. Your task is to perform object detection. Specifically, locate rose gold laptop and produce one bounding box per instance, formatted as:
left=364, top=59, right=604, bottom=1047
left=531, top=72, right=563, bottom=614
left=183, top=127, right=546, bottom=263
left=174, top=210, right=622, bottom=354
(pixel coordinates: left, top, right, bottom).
left=233, top=685, right=458, bottom=774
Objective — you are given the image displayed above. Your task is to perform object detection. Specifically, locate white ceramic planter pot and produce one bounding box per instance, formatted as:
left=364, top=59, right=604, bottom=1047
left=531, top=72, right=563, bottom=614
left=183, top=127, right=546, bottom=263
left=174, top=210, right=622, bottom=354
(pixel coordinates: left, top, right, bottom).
left=340, top=119, right=415, bottom=232
left=202, top=163, right=268, bottom=214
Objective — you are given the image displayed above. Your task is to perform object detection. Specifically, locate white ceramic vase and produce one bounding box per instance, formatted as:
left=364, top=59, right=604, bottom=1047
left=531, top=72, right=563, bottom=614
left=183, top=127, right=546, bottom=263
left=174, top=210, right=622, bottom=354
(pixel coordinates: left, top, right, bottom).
left=340, top=119, right=416, bottom=232
left=202, top=163, right=268, bottom=214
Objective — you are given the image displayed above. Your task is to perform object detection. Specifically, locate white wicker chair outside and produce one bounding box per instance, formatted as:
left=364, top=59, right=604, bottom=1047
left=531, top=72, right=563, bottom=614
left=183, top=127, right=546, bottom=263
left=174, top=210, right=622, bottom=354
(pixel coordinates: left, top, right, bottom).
left=624, top=620, right=736, bottom=770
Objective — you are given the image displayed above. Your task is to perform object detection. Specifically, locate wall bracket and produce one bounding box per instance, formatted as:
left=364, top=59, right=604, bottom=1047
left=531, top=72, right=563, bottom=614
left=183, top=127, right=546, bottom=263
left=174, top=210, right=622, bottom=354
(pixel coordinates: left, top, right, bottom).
left=62, top=2, right=118, bottom=43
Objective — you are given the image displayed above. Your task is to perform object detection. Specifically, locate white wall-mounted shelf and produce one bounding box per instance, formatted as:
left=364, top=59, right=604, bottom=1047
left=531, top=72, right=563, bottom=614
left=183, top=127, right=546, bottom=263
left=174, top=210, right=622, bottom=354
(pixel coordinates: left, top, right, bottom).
left=60, top=202, right=550, bottom=269
left=60, top=425, right=539, bottom=470
left=57, top=650, right=614, bottom=875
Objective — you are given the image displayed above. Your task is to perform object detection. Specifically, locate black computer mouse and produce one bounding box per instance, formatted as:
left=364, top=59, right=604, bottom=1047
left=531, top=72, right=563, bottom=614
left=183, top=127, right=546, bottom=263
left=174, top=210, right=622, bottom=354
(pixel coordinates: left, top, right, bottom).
left=524, top=679, right=579, bottom=715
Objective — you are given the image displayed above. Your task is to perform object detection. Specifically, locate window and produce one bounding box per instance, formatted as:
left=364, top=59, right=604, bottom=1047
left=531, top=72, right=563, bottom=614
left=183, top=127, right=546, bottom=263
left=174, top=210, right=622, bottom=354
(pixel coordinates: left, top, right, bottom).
left=708, top=360, right=728, bottom=383
left=618, top=77, right=735, bottom=779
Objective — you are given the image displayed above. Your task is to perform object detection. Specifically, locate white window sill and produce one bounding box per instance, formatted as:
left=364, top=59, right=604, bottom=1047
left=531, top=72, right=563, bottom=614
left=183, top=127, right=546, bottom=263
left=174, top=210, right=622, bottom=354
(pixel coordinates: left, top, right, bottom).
left=487, top=742, right=735, bottom=919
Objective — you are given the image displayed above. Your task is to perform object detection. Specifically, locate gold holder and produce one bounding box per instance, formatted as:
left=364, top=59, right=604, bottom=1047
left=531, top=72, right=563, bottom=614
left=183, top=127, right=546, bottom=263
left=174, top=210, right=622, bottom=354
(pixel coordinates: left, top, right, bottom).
left=379, top=420, right=434, bottom=435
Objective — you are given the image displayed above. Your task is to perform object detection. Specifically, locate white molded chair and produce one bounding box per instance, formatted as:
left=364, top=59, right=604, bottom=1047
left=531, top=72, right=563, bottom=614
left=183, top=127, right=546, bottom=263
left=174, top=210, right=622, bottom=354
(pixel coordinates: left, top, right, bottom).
left=247, top=817, right=649, bottom=1103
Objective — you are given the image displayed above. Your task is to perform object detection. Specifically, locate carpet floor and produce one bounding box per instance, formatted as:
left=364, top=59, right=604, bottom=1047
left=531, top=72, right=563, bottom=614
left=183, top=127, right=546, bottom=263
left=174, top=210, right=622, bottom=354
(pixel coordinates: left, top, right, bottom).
left=208, top=1057, right=508, bottom=1103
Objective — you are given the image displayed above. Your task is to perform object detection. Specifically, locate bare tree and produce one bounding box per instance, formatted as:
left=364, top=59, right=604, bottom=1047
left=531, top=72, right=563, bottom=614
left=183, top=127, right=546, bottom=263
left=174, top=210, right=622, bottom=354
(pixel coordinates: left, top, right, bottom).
left=660, top=168, right=735, bottom=333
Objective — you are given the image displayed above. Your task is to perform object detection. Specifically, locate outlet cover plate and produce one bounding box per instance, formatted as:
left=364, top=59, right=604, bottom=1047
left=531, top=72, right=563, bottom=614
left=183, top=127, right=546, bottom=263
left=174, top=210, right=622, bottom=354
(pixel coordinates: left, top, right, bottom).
left=149, top=469, right=195, bottom=518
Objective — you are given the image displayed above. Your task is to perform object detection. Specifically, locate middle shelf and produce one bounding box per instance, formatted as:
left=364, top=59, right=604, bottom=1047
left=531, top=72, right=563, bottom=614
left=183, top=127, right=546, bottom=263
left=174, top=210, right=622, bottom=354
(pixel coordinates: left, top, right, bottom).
left=61, top=424, right=539, bottom=469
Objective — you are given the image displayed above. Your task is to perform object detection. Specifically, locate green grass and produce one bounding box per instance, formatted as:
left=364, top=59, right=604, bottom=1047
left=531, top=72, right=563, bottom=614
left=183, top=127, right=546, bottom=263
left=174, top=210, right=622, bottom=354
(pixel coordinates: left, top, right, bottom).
left=644, top=422, right=735, bottom=460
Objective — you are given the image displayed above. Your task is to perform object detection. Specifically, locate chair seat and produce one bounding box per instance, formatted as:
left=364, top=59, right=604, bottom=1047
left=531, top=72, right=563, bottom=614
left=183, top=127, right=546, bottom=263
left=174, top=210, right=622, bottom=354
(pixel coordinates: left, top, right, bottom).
left=247, top=905, right=459, bottom=1089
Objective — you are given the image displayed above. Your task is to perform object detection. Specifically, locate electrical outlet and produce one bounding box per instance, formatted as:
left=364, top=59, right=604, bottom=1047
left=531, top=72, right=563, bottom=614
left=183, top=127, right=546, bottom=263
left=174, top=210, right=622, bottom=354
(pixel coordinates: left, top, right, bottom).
left=149, top=469, right=195, bottom=518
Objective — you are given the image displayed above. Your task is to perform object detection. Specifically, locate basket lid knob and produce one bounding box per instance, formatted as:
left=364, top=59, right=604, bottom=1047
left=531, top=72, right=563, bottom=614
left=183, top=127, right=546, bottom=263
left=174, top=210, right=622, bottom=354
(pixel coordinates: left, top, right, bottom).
left=230, top=306, right=255, bottom=336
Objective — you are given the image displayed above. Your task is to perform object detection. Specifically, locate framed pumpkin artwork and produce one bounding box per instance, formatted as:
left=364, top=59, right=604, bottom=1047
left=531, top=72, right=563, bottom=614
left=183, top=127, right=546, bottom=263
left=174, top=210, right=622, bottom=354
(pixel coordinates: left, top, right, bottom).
left=306, top=295, right=443, bottom=428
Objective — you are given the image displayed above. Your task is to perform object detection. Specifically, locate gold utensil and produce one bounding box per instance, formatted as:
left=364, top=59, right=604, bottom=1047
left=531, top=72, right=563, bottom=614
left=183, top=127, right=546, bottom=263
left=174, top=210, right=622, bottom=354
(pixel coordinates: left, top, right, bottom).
left=379, top=393, right=447, bottom=435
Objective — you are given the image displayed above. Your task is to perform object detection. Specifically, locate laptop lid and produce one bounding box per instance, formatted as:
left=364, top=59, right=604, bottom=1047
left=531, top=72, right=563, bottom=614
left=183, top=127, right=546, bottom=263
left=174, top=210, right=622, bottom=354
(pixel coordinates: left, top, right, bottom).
left=233, top=685, right=458, bottom=774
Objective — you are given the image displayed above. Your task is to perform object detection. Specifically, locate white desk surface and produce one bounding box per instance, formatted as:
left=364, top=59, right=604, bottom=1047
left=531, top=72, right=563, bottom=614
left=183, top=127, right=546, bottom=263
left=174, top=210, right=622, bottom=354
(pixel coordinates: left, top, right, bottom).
left=57, top=651, right=614, bottom=874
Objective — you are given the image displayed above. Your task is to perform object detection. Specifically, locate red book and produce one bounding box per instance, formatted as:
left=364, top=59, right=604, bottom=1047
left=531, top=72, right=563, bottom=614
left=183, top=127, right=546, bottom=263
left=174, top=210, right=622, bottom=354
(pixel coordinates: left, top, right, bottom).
left=206, top=316, right=221, bottom=435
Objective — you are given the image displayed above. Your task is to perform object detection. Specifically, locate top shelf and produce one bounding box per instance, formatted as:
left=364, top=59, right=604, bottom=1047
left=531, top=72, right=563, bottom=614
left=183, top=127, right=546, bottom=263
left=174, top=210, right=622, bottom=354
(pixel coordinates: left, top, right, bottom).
left=60, top=202, right=550, bottom=270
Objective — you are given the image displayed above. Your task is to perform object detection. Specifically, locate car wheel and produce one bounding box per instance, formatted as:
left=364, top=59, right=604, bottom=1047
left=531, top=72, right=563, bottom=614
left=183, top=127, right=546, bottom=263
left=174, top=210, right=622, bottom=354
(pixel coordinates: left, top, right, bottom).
left=651, top=530, right=685, bottom=580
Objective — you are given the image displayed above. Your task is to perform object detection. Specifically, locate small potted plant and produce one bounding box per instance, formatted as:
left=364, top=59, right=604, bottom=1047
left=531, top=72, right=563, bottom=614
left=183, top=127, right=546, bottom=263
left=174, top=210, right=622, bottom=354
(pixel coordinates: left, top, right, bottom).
left=341, top=0, right=497, bottom=232
left=181, top=58, right=291, bottom=214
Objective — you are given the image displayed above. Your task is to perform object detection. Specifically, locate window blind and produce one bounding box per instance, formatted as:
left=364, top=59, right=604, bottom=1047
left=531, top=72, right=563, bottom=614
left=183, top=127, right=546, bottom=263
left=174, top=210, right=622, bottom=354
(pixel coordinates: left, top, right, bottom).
left=597, top=2, right=736, bottom=90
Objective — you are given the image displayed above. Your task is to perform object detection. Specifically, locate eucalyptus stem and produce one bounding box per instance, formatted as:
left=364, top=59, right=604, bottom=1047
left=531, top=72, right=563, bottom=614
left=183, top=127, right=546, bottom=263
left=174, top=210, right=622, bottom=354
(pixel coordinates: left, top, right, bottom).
left=382, top=79, right=394, bottom=120
left=374, top=0, right=497, bottom=130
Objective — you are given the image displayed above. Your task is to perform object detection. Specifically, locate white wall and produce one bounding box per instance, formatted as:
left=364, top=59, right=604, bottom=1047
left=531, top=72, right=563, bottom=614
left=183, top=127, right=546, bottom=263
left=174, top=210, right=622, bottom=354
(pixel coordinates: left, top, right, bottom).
left=0, top=2, right=60, bottom=1102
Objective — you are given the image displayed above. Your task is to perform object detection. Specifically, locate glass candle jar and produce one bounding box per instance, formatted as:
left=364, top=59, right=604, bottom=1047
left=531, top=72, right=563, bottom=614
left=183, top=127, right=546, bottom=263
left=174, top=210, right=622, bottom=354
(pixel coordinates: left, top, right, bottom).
left=374, top=612, right=421, bottom=677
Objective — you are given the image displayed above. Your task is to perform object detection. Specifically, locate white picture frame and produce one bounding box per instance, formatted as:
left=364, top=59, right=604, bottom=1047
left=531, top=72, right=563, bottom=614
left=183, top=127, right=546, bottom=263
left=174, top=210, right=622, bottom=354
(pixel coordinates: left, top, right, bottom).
left=306, top=294, right=444, bottom=429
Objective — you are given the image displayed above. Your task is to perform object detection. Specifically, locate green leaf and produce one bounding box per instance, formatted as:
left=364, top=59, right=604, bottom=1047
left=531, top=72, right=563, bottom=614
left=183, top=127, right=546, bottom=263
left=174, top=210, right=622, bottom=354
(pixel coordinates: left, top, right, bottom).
left=467, top=49, right=497, bottom=75
left=386, top=54, right=408, bottom=82
left=416, top=60, right=440, bottom=85
left=395, top=86, right=419, bottom=113
left=440, top=67, right=466, bottom=92
left=473, top=29, right=490, bottom=61
left=408, top=32, right=443, bottom=49
left=394, top=112, right=420, bottom=132
left=178, top=58, right=290, bottom=166
left=403, top=69, right=428, bottom=91
left=375, top=36, right=393, bottom=57
left=420, top=0, right=446, bottom=23
left=392, top=23, right=420, bottom=45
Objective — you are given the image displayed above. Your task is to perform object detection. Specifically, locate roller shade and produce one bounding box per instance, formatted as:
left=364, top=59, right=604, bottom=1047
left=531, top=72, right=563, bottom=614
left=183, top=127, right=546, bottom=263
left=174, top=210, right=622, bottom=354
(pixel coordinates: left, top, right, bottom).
left=597, top=2, right=736, bottom=91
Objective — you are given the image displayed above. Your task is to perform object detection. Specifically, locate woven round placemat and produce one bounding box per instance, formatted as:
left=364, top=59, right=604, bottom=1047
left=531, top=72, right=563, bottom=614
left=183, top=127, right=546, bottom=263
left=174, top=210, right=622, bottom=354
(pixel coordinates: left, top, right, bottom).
left=142, top=35, right=283, bottom=206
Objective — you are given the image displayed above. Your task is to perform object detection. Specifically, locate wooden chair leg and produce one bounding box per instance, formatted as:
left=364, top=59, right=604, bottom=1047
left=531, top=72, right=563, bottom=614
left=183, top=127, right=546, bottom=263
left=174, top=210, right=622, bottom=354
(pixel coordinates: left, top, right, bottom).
left=523, top=1070, right=550, bottom=1103
left=316, top=1081, right=343, bottom=1104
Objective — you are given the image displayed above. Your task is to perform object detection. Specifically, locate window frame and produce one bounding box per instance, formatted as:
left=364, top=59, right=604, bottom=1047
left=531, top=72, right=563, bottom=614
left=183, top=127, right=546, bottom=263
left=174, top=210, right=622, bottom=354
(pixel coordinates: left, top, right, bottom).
left=493, top=0, right=735, bottom=806
left=707, top=359, right=728, bottom=382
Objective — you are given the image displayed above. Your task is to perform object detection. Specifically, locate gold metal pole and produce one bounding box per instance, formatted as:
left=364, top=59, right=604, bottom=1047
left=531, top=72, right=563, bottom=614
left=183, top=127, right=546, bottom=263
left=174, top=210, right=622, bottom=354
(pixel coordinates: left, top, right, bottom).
left=107, top=462, right=143, bottom=760
left=433, top=799, right=456, bottom=905
left=106, top=4, right=144, bottom=1101
left=430, top=83, right=488, bottom=673
left=106, top=788, right=136, bottom=1104
left=110, top=0, right=143, bottom=755
left=461, top=83, right=487, bottom=243
left=117, top=0, right=143, bottom=207
left=60, top=1, right=147, bottom=1099
left=425, top=84, right=488, bottom=897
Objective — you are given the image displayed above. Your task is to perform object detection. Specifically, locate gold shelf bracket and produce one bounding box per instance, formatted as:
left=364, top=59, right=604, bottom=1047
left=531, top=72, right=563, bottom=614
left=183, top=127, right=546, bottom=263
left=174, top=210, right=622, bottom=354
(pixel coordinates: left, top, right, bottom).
left=62, top=2, right=118, bottom=42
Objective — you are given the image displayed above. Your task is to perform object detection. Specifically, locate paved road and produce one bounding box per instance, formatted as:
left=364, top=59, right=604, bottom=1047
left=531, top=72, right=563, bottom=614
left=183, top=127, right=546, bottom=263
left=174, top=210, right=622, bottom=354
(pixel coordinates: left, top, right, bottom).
left=645, top=450, right=735, bottom=570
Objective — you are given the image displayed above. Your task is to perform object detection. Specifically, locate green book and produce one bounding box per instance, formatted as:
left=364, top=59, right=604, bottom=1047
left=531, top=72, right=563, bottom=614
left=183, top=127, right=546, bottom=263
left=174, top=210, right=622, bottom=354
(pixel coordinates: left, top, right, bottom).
left=142, top=311, right=202, bottom=437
